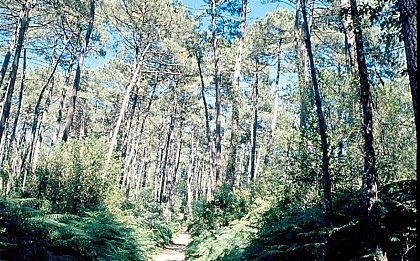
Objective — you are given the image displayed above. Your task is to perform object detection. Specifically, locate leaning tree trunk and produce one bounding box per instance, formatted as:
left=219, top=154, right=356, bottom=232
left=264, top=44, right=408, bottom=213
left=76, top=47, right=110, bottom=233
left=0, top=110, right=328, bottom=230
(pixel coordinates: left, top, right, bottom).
left=62, top=0, right=95, bottom=142
left=300, top=0, right=332, bottom=226
left=0, top=25, right=17, bottom=92
left=105, top=42, right=152, bottom=173
left=5, top=47, right=26, bottom=166
left=0, top=0, right=31, bottom=143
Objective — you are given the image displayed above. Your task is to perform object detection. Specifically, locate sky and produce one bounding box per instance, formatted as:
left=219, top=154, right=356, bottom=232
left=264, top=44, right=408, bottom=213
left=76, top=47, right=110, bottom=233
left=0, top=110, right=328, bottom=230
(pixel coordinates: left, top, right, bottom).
left=86, top=0, right=294, bottom=70
left=181, top=0, right=293, bottom=24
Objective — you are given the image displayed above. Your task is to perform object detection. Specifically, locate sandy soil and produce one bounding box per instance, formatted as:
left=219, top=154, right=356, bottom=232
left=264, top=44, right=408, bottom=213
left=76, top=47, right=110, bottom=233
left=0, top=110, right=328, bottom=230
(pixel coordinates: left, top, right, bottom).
left=153, top=231, right=191, bottom=261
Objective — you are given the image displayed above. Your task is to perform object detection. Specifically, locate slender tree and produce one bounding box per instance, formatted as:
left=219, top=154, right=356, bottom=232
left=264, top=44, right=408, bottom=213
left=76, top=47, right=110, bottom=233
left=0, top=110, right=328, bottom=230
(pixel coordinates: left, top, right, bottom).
left=299, top=0, right=332, bottom=226
left=227, top=0, right=248, bottom=187
left=211, top=0, right=222, bottom=189
left=0, top=0, right=31, bottom=143
left=62, top=0, right=95, bottom=142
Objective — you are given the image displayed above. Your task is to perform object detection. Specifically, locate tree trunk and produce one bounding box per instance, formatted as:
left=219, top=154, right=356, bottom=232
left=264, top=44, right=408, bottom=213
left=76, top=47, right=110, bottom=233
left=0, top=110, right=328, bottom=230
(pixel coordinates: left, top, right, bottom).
left=227, top=0, right=248, bottom=186
left=105, top=42, right=152, bottom=172
left=397, top=0, right=417, bottom=143
left=264, top=48, right=281, bottom=165
left=0, top=0, right=31, bottom=142
left=52, top=48, right=77, bottom=146
left=29, top=38, right=68, bottom=168
left=62, top=0, right=95, bottom=142
left=211, top=0, right=222, bottom=190
left=0, top=26, right=17, bottom=93
left=300, top=0, right=332, bottom=226
left=5, top=47, right=26, bottom=166
left=187, top=131, right=196, bottom=221
left=350, top=0, right=377, bottom=212
left=195, top=50, right=214, bottom=198
left=249, top=68, right=259, bottom=182
left=31, top=79, right=54, bottom=171
left=159, top=90, right=177, bottom=203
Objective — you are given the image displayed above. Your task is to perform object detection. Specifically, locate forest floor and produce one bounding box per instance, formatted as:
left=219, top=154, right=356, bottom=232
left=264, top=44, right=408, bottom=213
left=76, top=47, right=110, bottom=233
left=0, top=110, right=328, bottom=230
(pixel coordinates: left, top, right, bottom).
left=153, top=230, right=191, bottom=261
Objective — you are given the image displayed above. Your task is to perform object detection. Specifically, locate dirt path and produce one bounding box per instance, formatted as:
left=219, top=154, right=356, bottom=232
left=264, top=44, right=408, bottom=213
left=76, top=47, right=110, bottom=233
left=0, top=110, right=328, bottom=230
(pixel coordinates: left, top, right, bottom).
left=153, top=231, right=191, bottom=261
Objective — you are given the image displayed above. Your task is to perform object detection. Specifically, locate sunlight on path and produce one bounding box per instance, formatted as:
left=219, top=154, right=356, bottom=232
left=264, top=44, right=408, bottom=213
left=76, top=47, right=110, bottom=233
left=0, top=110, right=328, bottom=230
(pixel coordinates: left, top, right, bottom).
left=154, top=231, right=191, bottom=261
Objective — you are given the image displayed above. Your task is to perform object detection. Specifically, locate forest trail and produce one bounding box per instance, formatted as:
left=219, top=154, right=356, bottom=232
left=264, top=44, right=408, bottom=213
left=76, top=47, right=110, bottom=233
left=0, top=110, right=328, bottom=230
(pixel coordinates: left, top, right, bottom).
left=153, top=231, right=191, bottom=261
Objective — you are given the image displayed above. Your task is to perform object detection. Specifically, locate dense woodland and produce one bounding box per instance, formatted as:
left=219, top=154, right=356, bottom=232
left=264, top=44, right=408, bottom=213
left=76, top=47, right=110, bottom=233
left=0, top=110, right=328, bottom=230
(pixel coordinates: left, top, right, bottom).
left=0, top=0, right=417, bottom=260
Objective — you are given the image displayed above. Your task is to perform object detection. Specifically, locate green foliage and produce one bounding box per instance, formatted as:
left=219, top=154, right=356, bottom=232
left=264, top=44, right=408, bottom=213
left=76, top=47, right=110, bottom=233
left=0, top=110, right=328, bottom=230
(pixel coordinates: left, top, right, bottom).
left=0, top=197, right=172, bottom=260
left=187, top=219, right=257, bottom=261
left=187, top=180, right=416, bottom=260
left=189, top=184, right=250, bottom=235
left=36, top=137, right=121, bottom=214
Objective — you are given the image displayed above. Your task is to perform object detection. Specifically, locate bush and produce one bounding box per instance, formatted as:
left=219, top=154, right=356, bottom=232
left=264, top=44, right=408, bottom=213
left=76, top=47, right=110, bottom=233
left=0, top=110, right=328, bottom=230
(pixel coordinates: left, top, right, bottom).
left=36, top=137, right=121, bottom=214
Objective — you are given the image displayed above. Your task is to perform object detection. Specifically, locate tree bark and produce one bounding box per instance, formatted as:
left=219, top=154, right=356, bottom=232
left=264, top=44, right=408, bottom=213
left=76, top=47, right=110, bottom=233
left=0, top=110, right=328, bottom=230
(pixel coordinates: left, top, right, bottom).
left=350, top=0, right=377, bottom=212
left=397, top=0, right=417, bottom=143
left=249, top=68, right=259, bottom=182
left=227, top=0, right=248, bottom=186
left=0, top=0, right=31, bottom=142
left=159, top=87, right=177, bottom=203
left=105, top=42, right=152, bottom=171
left=5, top=47, right=26, bottom=165
left=62, top=0, right=95, bottom=142
left=300, top=0, right=332, bottom=226
left=350, top=0, right=380, bottom=253
left=195, top=50, right=214, bottom=198
left=264, top=48, right=281, bottom=165
left=0, top=24, right=18, bottom=92
left=211, top=0, right=222, bottom=190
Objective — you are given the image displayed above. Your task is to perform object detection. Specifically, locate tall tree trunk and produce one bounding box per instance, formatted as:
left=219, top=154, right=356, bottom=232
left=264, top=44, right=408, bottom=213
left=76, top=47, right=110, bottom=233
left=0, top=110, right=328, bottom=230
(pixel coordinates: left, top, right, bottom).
left=350, top=0, right=380, bottom=254
left=187, top=131, right=196, bottom=221
left=211, top=0, right=222, bottom=190
left=159, top=89, right=177, bottom=203
left=300, top=0, right=332, bottom=226
left=294, top=0, right=312, bottom=180
left=350, top=0, right=377, bottom=213
left=227, top=0, right=248, bottom=186
left=0, top=0, right=31, bottom=142
left=62, top=0, right=95, bottom=142
left=5, top=47, right=26, bottom=166
left=29, top=38, right=68, bottom=168
left=0, top=24, right=18, bottom=92
left=397, top=0, right=417, bottom=143
left=340, top=0, right=358, bottom=73
left=264, top=48, right=281, bottom=165
left=105, top=42, right=152, bottom=171
left=52, top=46, right=77, bottom=146
left=195, top=50, right=214, bottom=198
left=249, top=68, right=259, bottom=182
left=32, top=80, right=54, bottom=171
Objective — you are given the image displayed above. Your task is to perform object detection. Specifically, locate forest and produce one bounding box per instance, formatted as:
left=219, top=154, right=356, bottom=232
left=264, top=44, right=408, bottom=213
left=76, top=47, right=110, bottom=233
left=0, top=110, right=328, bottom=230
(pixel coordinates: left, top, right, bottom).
left=0, top=0, right=417, bottom=260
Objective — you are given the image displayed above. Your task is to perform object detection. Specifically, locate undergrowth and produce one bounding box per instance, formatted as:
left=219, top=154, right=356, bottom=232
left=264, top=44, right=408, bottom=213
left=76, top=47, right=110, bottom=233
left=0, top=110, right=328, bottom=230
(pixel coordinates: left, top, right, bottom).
left=0, top=197, right=172, bottom=260
left=186, top=179, right=416, bottom=261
